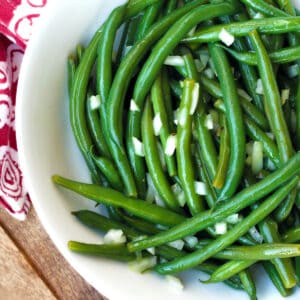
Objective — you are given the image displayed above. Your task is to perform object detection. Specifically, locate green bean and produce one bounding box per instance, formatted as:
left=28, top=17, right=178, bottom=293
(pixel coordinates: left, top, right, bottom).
left=72, top=210, right=139, bottom=239
left=154, top=178, right=298, bottom=275
left=263, top=261, right=292, bottom=297
left=295, top=257, right=300, bottom=285
left=125, top=0, right=161, bottom=18
left=86, top=95, right=112, bottom=159
left=142, top=100, right=181, bottom=211
left=208, top=43, right=245, bottom=201
left=164, top=0, right=178, bottom=14
left=184, top=17, right=300, bottom=44
left=68, top=241, right=136, bottom=262
left=135, top=2, right=164, bottom=42
left=283, top=225, right=300, bottom=242
left=259, top=217, right=296, bottom=288
left=128, top=153, right=300, bottom=252
left=296, top=82, right=300, bottom=149
left=70, top=28, right=104, bottom=184
left=222, top=44, right=300, bottom=66
left=196, top=263, right=244, bottom=290
left=151, top=73, right=177, bottom=177
left=213, top=114, right=230, bottom=189
left=67, top=55, right=76, bottom=95
left=203, top=260, right=255, bottom=283
left=240, top=0, right=289, bottom=17
left=52, top=175, right=185, bottom=226
left=276, top=0, right=296, bottom=15
left=76, top=44, right=84, bottom=62
left=274, top=187, right=297, bottom=222
left=249, top=30, right=294, bottom=163
left=239, top=270, right=257, bottom=300
left=177, top=79, right=205, bottom=214
left=201, top=75, right=270, bottom=131
left=91, top=156, right=123, bottom=191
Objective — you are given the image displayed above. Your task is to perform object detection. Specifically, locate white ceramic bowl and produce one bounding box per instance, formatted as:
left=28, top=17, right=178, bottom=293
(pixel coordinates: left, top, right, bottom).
left=16, top=1, right=300, bottom=299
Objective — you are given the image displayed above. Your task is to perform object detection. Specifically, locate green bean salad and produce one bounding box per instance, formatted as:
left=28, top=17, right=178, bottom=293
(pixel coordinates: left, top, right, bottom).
left=53, top=0, right=300, bottom=298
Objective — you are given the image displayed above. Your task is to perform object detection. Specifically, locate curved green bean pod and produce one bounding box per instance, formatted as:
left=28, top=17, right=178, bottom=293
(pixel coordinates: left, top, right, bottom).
left=154, top=178, right=298, bottom=275
left=127, top=152, right=300, bottom=252
left=184, top=17, right=300, bottom=44
left=142, top=100, right=181, bottom=211
left=67, top=55, right=76, bottom=96
left=177, top=79, right=204, bottom=215
left=208, top=43, right=245, bottom=201
left=53, top=175, right=185, bottom=227
left=70, top=28, right=104, bottom=184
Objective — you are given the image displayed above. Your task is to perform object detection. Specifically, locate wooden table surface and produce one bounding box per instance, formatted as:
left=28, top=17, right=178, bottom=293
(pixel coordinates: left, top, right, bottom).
left=0, top=207, right=105, bottom=300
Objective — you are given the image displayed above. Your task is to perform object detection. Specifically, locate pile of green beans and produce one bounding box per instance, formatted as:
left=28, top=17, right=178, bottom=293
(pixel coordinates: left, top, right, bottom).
left=54, top=0, right=300, bottom=299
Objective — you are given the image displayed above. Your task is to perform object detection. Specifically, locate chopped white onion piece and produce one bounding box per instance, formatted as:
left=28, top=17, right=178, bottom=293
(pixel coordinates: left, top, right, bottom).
left=103, top=229, right=126, bottom=244
left=219, top=28, right=235, bottom=46
left=178, top=107, right=188, bottom=127
left=252, top=141, right=264, bottom=175
left=281, top=89, right=290, bottom=105
left=165, top=134, right=177, bottom=156
left=194, top=59, right=204, bottom=72
left=89, top=95, right=101, bottom=110
left=255, top=79, right=264, bottom=95
left=249, top=226, right=263, bottom=244
left=184, top=236, right=199, bottom=248
left=287, top=64, right=299, bottom=78
left=164, top=56, right=185, bottom=67
left=157, top=141, right=167, bottom=170
left=155, top=194, right=166, bottom=208
left=190, top=83, right=200, bottom=115
left=128, top=256, right=157, bottom=273
left=132, top=137, right=145, bottom=157
left=199, top=53, right=210, bottom=69
left=205, top=114, right=214, bottom=130
left=194, top=181, right=207, bottom=195
left=215, top=222, right=227, bottom=235
left=168, top=239, right=185, bottom=250
left=188, top=26, right=197, bottom=37
left=171, top=183, right=186, bottom=207
left=130, top=99, right=140, bottom=112
left=153, top=113, right=162, bottom=136
left=226, top=214, right=240, bottom=224
left=204, top=68, right=214, bottom=79
left=266, top=132, right=275, bottom=140
left=238, top=89, right=252, bottom=102
left=253, top=12, right=264, bottom=19
left=147, top=247, right=155, bottom=255
left=145, top=173, right=155, bottom=203
left=166, top=275, right=184, bottom=292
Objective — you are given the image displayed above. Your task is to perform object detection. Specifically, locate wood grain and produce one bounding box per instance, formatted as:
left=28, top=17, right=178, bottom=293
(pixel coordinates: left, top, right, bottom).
left=0, top=226, right=56, bottom=300
left=0, top=208, right=105, bottom=300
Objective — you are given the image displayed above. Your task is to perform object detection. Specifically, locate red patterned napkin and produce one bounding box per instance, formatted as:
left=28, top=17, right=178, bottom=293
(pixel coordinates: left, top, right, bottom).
left=0, top=0, right=47, bottom=220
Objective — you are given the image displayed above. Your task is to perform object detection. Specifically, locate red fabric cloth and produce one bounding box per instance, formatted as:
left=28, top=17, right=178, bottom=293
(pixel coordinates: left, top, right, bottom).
left=0, top=0, right=47, bottom=220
